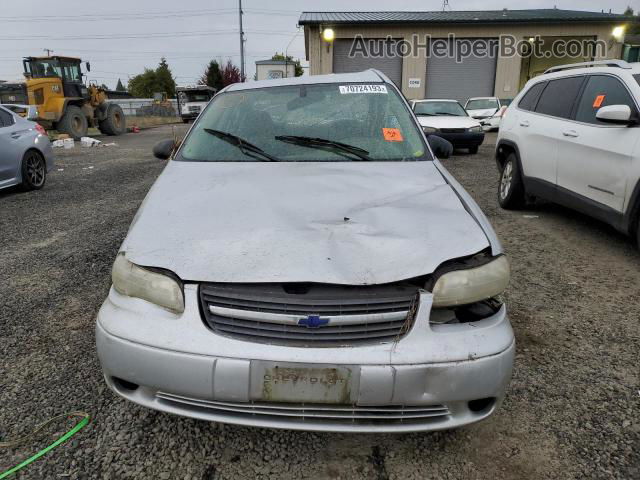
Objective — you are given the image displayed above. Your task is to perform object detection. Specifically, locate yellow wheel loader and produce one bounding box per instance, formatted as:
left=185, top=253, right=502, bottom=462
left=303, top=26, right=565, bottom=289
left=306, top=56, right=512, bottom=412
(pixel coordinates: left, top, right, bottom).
left=23, top=56, right=126, bottom=139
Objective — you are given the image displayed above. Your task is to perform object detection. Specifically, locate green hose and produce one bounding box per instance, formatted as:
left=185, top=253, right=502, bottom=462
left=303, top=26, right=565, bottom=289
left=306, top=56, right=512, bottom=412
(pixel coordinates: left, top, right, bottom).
left=0, top=412, right=90, bottom=479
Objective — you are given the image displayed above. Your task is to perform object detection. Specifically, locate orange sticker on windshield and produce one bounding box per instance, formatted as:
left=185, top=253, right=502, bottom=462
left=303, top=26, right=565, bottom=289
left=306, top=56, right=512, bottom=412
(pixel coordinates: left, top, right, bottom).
left=593, top=94, right=605, bottom=108
left=383, top=128, right=404, bottom=142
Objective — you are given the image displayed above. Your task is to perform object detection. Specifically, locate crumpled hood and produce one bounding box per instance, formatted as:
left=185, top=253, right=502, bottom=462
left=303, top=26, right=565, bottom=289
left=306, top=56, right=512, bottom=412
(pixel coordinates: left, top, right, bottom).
left=416, top=115, right=482, bottom=129
left=467, top=108, right=498, bottom=118
left=122, top=161, right=489, bottom=284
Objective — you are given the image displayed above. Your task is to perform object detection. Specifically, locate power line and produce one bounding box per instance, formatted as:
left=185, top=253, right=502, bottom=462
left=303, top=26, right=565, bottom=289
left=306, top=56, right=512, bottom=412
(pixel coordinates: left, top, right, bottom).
left=0, top=29, right=299, bottom=41
left=0, top=8, right=300, bottom=22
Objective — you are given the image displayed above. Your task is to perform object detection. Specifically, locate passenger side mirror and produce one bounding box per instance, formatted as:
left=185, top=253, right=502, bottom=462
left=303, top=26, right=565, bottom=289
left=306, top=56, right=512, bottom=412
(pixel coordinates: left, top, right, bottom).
left=427, top=135, right=453, bottom=159
left=153, top=139, right=176, bottom=160
left=595, top=104, right=633, bottom=125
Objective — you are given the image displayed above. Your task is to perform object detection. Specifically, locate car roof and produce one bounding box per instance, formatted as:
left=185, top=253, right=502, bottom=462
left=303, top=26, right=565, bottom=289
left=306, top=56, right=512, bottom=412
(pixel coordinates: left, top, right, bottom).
left=532, top=62, right=640, bottom=83
left=414, top=99, right=459, bottom=103
left=225, top=69, right=386, bottom=92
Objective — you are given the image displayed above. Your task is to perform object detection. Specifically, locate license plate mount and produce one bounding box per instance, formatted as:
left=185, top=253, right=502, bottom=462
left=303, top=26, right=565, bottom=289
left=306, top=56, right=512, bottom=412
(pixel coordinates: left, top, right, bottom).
left=251, top=362, right=356, bottom=404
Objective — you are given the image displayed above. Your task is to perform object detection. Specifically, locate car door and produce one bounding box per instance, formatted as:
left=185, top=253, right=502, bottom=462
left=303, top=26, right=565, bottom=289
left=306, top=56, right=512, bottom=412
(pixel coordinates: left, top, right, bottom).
left=555, top=74, right=638, bottom=213
left=0, top=107, right=25, bottom=187
left=520, top=76, right=586, bottom=194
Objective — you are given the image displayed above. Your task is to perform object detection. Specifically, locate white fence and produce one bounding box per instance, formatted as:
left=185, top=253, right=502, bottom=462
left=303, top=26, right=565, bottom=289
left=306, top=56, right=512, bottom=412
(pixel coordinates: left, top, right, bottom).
left=106, top=98, right=180, bottom=117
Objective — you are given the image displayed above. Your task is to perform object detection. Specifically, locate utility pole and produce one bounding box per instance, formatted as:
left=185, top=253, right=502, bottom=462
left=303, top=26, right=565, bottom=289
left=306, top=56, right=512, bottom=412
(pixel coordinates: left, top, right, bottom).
left=44, top=48, right=54, bottom=56
left=238, top=0, right=245, bottom=81
left=442, top=0, right=451, bottom=12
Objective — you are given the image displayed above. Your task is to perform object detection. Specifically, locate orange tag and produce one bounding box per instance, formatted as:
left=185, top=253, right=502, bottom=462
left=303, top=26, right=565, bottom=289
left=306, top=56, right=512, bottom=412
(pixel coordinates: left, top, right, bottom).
left=593, top=94, right=605, bottom=108
left=382, top=128, right=404, bottom=142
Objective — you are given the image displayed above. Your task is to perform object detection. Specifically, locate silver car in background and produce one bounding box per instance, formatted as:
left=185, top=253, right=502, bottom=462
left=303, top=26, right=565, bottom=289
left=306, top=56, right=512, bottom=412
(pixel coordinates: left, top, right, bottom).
left=96, top=70, right=514, bottom=433
left=0, top=105, right=54, bottom=191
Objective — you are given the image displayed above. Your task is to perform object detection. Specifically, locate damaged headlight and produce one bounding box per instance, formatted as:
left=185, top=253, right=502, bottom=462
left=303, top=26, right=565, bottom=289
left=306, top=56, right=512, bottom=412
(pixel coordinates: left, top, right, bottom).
left=112, top=253, right=185, bottom=314
left=431, top=255, right=510, bottom=308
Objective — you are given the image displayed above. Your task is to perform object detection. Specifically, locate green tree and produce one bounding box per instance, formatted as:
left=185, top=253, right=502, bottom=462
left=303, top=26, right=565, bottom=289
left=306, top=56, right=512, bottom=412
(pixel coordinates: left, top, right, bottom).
left=128, top=68, right=158, bottom=98
left=127, top=58, right=177, bottom=98
left=116, top=78, right=126, bottom=92
left=200, top=60, right=224, bottom=91
left=155, top=57, right=176, bottom=97
left=271, top=52, right=304, bottom=77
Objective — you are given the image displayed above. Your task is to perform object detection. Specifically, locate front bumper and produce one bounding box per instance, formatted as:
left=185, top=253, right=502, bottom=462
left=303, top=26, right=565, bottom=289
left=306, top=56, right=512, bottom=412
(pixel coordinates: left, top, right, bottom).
left=477, top=116, right=501, bottom=131
left=181, top=112, right=200, bottom=121
left=96, top=286, right=515, bottom=433
left=433, top=131, right=485, bottom=149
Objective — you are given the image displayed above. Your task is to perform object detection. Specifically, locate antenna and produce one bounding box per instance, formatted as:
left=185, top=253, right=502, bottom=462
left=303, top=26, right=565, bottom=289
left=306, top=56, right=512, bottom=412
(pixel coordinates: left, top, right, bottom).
left=44, top=48, right=54, bottom=56
left=442, top=0, right=451, bottom=11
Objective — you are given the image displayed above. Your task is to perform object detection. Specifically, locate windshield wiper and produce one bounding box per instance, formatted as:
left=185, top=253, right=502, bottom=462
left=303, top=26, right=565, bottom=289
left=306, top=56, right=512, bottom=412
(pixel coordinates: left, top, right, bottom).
left=204, top=128, right=280, bottom=162
left=274, top=135, right=372, bottom=161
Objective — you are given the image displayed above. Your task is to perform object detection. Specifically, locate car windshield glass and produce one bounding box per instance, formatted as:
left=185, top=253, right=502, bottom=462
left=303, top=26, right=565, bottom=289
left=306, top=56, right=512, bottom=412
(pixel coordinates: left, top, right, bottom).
left=466, top=99, right=498, bottom=110
left=178, top=83, right=431, bottom=162
left=414, top=101, right=467, bottom=117
left=499, top=98, right=513, bottom=106
left=180, top=92, right=212, bottom=102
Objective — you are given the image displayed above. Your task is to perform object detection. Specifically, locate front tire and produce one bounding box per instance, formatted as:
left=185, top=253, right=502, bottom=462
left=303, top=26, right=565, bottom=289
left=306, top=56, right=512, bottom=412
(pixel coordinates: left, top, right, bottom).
left=56, top=105, right=87, bottom=140
left=498, top=153, right=525, bottom=209
left=21, top=150, right=46, bottom=190
left=98, top=104, right=126, bottom=136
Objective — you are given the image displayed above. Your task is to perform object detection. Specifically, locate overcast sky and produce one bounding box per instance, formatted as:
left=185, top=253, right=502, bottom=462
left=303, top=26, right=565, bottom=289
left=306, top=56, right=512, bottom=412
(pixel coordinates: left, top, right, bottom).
left=0, top=0, right=636, bottom=88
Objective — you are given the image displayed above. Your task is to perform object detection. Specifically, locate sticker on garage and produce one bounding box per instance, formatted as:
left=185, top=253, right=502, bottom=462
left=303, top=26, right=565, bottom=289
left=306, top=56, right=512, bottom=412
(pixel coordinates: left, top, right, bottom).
left=339, top=85, right=388, bottom=94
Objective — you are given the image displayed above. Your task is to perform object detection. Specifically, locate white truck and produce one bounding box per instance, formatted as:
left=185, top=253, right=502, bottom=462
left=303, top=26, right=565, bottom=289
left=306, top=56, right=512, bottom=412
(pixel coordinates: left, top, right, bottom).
left=176, top=85, right=216, bottom=123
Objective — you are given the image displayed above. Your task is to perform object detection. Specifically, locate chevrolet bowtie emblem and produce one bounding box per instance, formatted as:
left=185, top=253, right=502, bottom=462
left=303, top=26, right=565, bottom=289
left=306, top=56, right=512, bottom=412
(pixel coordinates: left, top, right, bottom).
left=298, top=315, right=330, bottom=328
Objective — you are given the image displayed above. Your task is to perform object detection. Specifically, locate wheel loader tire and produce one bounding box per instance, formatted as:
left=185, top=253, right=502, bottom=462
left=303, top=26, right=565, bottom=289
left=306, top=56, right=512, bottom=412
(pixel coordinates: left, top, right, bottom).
left=98, top=104, right=126, bottom=136
left=56, top=105, right=88, bottom=140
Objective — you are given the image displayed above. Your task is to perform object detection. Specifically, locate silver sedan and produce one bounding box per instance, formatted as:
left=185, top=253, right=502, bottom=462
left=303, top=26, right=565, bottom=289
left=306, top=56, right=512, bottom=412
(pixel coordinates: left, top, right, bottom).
left=0, top=105, right=54, bottom=192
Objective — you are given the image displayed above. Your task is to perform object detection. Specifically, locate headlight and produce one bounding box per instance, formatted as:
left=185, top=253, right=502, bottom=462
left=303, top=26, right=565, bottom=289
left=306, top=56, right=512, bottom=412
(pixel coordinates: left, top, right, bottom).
left=112, top=253, right=185, bottom=314
left=468, top=126, right=483, bottom=133
left=432, top=255, right=510, bottom=308
left=422, top=126, right=439, bottom=133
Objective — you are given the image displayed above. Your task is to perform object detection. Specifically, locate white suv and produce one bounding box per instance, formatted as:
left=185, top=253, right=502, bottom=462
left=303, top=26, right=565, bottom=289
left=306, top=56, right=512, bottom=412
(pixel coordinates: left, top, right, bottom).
left=496, top=60, right=640, bottom=249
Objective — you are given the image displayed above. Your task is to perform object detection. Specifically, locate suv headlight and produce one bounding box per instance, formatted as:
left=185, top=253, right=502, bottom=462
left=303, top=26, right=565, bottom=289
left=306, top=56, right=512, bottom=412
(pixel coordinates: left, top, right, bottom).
left=431, top=255, right=510, bottom=308
left=112, top=253, right=185, bottom=314
left=423, top=126, right=439, bottom=133
left=468, top=126, right=483, bottom=133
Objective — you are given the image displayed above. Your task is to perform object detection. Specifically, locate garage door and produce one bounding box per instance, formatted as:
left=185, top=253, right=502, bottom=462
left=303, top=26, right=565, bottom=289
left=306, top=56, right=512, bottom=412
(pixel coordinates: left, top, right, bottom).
left=426, top=38, right=498, bottom=103
left=333, top=38, right=403, bottom=87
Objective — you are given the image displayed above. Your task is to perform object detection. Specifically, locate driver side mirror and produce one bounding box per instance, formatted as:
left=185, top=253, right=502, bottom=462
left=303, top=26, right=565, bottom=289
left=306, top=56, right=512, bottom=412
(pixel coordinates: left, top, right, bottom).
left=85, top=62, right=91, bottom=72
left=595, top=104, right=635, bottom=125
left=427, top=135, right=453, bottom=159
left=153, top=139, right=176, bottom=160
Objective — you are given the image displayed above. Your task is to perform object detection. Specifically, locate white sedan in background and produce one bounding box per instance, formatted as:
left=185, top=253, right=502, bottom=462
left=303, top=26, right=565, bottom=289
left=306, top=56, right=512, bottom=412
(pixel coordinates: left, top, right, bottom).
left=465, top=97, right=511, bottom=131
left=411, top=99, right=485, bottom=154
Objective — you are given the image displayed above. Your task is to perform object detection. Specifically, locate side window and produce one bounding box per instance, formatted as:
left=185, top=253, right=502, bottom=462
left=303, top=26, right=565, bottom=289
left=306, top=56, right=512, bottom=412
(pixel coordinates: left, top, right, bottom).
left=535, top=76, right=584, bottom=119
left=518, top=82, right=546, bottom=111
left=575, top=75, right=637, bottom=125
left=0, top=108, right=14, bottom=128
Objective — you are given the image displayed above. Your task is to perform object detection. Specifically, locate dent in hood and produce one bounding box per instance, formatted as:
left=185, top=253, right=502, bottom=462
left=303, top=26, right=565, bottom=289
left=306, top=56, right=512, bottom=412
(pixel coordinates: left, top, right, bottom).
left=122, top=161, right=490, bottom=284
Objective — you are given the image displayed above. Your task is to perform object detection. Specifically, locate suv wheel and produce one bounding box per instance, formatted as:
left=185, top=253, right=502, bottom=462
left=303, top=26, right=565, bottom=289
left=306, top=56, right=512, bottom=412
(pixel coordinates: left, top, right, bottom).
left=498, top=153, right=525, bottom=209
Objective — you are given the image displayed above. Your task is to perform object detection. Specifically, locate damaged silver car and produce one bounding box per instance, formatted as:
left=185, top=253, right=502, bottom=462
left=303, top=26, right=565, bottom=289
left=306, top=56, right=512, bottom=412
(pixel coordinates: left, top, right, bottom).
left=96, top=70, right=515, bottom=433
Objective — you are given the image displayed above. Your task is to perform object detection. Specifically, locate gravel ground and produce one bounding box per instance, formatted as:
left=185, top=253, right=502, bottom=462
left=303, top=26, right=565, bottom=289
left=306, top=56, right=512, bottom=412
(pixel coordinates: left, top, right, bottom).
left=0, top=126, right=638, bottom=479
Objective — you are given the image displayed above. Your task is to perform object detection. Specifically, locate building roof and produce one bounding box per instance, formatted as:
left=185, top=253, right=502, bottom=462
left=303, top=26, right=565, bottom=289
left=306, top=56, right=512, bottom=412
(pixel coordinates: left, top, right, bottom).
left=255, top=60, right=296, bottom=66
left=299, top=9, right=629, bottom=26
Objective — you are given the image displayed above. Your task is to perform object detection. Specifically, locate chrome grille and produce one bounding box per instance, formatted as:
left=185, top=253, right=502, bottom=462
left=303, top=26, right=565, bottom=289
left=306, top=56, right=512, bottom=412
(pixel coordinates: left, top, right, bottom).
left=156, top=392, right=449, bottom=425
left=199, top=283, right=419, bottom=346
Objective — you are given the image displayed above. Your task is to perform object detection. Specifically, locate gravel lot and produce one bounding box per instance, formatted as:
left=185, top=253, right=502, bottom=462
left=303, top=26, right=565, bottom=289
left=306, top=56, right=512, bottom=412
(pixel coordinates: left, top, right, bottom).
left=1, top=125, right=638, bottom=479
